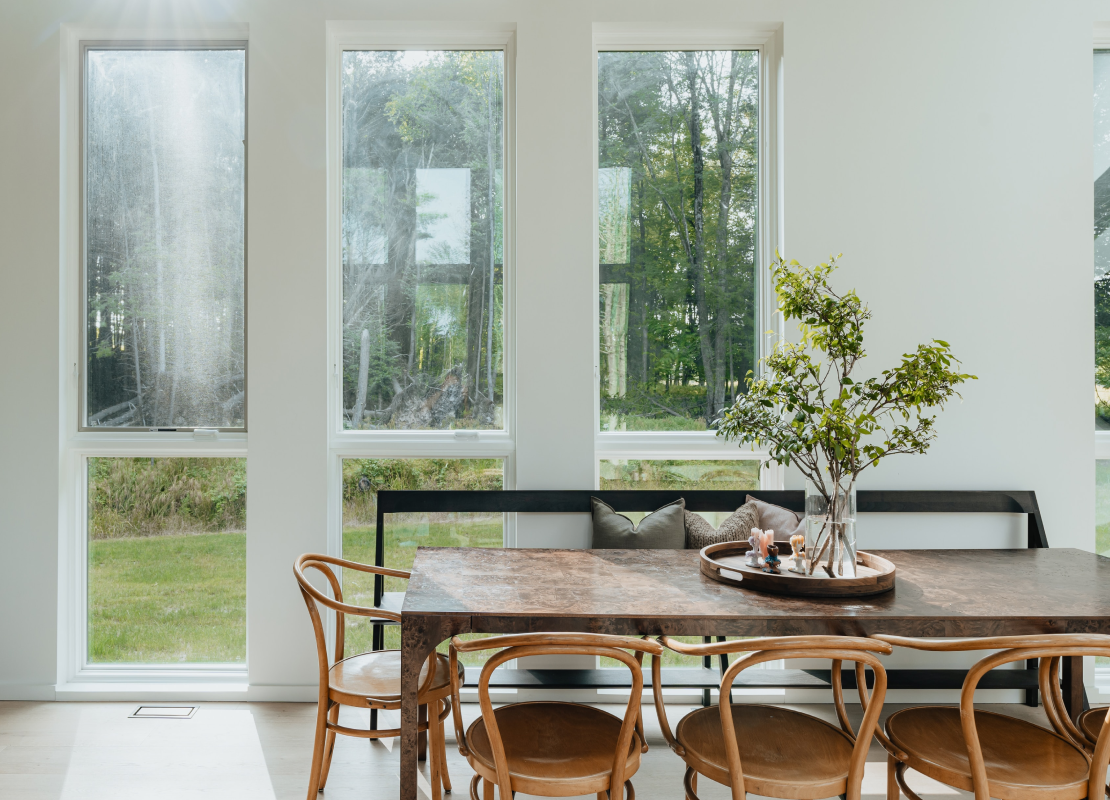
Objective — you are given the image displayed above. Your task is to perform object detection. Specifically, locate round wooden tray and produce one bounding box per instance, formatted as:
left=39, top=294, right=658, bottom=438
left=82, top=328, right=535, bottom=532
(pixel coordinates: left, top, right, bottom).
left=699, top=540, right=896, bottom=598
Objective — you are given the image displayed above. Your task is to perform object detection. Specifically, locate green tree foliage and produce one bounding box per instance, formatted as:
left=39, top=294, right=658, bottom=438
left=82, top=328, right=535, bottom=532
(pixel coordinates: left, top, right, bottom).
left=597, top=51, right=758, bottom=430
left=717, top=254, right=976, bottom=497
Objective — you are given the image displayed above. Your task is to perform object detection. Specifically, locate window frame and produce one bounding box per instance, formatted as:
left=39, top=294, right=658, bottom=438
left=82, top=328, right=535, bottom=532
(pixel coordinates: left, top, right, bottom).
left=324, top=23, right=520, bottom=577
left=60, top=29, right=251, bottom=689
left=77, top=40, right=248, bottom=434
left=326, top=22, right=517, bottom=452
left=591, top=25, right=784, bottom=490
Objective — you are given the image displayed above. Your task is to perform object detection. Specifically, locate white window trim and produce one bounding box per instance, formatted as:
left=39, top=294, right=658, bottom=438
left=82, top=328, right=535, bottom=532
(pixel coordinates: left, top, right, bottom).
left=58, top=25, right=251, bottom=690
left=591, top=25, right=785, bottom=490
left=324, top=22, right=520, bottom=565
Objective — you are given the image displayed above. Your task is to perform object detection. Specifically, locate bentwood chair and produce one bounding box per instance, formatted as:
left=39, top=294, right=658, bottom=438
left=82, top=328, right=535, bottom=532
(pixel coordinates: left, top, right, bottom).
left=872, top=634, right=1110, bottom=800
left=448, top=633, right=663, bottom=800
left=294, top=553, right=460, bottom=800
left=650, top=635, right=891, bottom=800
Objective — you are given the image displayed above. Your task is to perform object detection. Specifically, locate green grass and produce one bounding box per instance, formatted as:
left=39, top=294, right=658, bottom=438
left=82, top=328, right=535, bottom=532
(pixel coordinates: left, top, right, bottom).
left=88, top=531, right=246, bottom=663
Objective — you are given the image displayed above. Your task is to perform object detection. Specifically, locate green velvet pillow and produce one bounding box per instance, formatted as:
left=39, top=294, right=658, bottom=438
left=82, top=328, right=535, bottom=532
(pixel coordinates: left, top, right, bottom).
left=590, top=497, right=686, bottom=549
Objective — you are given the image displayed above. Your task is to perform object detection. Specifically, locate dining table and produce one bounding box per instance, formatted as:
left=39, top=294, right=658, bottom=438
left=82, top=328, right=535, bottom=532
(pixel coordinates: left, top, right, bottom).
left=398, top=545, right=1110, bottom=800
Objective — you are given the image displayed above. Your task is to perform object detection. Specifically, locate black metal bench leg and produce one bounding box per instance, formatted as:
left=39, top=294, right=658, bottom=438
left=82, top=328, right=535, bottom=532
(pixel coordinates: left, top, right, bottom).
left=716, top=636, right=731, bottom=705
left=702, top=636, right=712, bottom=707
left=370, top=622, right=384, bottom=730
left=1025, top=658, right=1039, bottom=707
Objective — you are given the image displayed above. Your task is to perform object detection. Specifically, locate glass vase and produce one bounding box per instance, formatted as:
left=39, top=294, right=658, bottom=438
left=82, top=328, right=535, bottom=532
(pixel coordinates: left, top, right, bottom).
left=804, top=479, right=858, bottom=579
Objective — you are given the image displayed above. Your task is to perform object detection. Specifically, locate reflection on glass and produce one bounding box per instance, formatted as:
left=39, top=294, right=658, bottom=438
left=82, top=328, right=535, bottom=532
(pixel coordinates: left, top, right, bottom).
left=598, top=50, right=759, bottom=432
left=341, top=458, right=503, bottom=660
left=1095, top=52, right=1110, bottom=429
left=84, top=49, right=246, bottom=429
left=87, top=457, right=246, bottom=663
left=342, top=51, right=505, bottom=430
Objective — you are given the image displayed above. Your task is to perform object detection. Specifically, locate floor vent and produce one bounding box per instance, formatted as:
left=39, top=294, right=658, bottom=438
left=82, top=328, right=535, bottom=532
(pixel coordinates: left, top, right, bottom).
left=129, top=706, right=197, bottom=719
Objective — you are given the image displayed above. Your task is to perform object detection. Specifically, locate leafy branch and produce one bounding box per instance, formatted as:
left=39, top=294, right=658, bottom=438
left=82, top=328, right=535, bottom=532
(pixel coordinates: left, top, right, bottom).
left=715, top=253, right=976, bottom=574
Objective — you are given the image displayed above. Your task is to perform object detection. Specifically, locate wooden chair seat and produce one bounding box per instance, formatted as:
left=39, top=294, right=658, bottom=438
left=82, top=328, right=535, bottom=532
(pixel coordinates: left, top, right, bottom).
left=886, top=707, right=1090, bottom=799
left=329, top=649, right=457, bottom=708
left=675, top=704, right=855, bottom=797
left=464, top=701, right=641, bottom=796
left=1080, top=708, right=1107, bottom=745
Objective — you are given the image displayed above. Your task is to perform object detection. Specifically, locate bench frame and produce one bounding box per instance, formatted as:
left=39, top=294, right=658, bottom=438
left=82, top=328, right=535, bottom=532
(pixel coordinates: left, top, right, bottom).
left=368, top=489, right=1054, bottom=710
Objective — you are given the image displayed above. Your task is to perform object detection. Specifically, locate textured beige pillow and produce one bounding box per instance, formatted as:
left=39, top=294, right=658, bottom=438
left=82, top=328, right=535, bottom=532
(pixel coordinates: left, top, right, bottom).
left=684, top=502, right=761, bottom=550
left=746, top=495, right=806, bottom=538
left=590, top=497, right=686, bottom=549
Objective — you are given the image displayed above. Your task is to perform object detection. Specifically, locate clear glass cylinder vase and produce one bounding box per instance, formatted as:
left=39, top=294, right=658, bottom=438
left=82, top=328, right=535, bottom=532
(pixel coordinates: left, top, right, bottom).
left=804, top=479, right=858, bottom=579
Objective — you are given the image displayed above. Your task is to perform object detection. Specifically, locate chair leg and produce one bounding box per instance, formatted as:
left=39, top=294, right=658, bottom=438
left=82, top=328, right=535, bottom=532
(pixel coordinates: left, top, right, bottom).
left=887, top=753, right=899, bottom=800
left=305, top=698, right=329, bottom=800
left=683, top=768, right=701, bottom=800
left=317, top=702, right=341, bottom=791
left=438, top=702, right=453, bottom=793
left=482, top=776, right=494, bottom=800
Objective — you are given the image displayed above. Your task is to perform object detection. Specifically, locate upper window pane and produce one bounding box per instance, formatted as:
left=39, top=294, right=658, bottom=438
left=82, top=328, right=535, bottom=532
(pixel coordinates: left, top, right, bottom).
left=84, top=49, right=246, bottom=429
left=1096, top=51, right=1110, bottom=430
left=341, top=51, right=505, bottom=430
left=598, top=51, right=759, bottom=431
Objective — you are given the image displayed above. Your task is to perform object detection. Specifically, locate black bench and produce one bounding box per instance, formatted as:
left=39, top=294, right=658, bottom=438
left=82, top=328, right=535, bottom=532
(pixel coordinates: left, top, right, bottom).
left=369, top=489, right=1052, bottom=709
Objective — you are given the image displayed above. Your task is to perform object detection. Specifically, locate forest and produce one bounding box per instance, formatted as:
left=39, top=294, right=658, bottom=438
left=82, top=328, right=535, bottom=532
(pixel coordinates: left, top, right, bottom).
left=342, top=51, right=505, bottom=430
left=597, top=50, right=760, bottom=431
left=85, top=49, right=246, bottom=429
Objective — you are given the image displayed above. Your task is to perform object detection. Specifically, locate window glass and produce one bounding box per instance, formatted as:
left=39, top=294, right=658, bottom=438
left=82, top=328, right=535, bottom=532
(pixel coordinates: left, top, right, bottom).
left=342, top=458, right=503, bottom=658
left=597, top=51, right=759, bottom=431
left=84, top=49, right=246, bottom=429
left=342, top=51, right=505, bottom=430
left=1096, top=51, right=1110, bottom=429
left=87, top=457, right=246, bottom=663
left=1098, top=460, right=1110, bottom=557
left=599, top=458, right=759, bottom=527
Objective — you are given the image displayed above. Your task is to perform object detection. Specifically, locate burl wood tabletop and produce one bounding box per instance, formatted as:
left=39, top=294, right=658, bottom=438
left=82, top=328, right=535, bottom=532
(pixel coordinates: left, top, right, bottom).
left=403, top=546, right=1110, bottom=636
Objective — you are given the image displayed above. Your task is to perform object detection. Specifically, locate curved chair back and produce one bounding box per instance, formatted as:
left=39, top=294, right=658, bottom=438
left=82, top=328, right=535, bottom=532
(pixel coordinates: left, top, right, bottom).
left=448, top=633, right=664, bottom=800
left=654, top=635, right=893, bottom=800
left=293, top=553, right=417, bottom=703
left=873, top=633, right=1110, bottom=800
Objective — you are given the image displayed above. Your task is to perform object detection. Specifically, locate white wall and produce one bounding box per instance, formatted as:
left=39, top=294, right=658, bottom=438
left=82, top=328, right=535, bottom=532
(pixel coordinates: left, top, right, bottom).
left=0, top=0, right=1094, bottom=698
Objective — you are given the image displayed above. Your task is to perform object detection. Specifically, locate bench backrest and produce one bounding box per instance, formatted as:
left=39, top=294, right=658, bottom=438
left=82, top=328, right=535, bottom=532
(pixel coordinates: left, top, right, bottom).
left=371, top=490, right=1047, bottom=606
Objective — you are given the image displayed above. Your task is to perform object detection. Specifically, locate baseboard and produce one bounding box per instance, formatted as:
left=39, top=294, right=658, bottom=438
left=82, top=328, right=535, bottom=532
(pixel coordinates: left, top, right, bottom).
left=0, top=683, right=57, bottom=701
left=53, top=682, right=316, bottom=702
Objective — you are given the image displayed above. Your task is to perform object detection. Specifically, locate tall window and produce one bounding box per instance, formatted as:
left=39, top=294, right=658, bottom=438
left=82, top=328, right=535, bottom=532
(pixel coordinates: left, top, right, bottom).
left=77, top=45, right=247, bottom=671
left=84, top=48, right=246, bottom=430
left=341, top=50, right=505, bottom=430
left=597, top=50, right=759, bottom=432
left=330, top=37, right=513, bottom=664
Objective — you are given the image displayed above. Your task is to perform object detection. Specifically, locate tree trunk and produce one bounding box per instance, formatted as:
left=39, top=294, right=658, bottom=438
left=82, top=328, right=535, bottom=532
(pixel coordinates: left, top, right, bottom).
left=354, top=328, right=371, bottom=427
left=684, top=54, right=715, bottom=425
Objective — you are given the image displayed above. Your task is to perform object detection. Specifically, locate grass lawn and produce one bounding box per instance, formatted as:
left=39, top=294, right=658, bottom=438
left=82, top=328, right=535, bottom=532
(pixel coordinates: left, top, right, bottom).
left=89, top=531, right=246, bottom=664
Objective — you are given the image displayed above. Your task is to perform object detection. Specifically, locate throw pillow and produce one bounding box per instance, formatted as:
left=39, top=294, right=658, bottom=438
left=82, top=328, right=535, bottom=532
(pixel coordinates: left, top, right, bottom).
left=590, top=497, right=686, bottom=549
left=684, top=502, right=760, bottom=550
left=746, top=494, right=806, bottom=538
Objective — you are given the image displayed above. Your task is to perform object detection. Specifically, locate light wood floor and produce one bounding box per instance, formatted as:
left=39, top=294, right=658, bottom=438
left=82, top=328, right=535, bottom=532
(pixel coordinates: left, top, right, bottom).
left=0, top=699, right=1066, bottom=800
